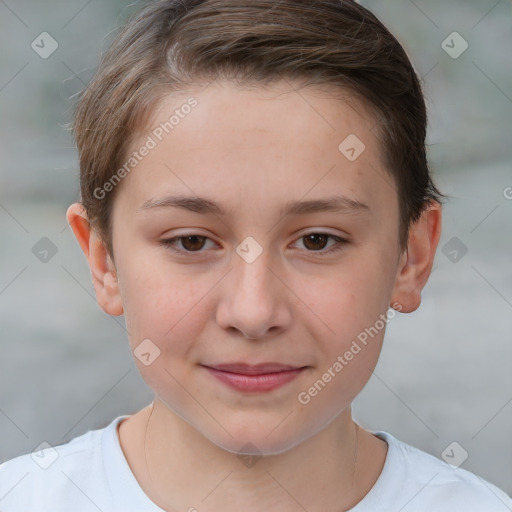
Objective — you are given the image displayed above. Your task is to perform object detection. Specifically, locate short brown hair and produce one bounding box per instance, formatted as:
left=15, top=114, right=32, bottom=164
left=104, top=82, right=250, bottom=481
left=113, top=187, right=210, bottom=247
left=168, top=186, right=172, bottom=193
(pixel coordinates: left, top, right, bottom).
left=72, top=0, right=443, bottom=258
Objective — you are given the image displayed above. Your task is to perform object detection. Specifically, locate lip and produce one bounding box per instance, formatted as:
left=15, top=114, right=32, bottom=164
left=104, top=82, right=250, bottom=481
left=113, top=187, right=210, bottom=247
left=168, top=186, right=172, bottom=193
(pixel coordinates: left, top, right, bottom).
left=205, top=362, right=304, bottom=375
left=201, top=363, right=307, bottom=392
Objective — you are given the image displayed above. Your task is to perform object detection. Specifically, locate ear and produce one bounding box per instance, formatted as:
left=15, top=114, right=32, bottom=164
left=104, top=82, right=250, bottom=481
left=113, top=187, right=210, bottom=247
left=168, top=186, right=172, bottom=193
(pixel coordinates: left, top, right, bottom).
left=390, top=200, right=442, bottom=313
left=66, top=203, right=124, bottom=316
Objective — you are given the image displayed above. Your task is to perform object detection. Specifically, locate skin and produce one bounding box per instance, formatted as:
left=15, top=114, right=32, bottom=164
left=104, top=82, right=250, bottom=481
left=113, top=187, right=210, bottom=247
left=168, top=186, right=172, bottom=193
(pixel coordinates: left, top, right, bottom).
left=67, top=79, right=442, bottom=511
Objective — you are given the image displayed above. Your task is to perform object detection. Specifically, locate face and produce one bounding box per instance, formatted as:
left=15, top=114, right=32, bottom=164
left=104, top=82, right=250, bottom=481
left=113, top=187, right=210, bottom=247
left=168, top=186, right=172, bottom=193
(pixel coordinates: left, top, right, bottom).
left=103, top=80, right=405, bottom=454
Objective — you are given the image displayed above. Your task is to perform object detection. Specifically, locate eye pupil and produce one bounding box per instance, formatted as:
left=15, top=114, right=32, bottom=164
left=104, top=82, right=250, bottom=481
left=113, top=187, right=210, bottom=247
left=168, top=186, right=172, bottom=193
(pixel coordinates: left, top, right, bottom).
left=303, top=233, right=328, bottom=251
left=182, top=235, right=206, bottom=251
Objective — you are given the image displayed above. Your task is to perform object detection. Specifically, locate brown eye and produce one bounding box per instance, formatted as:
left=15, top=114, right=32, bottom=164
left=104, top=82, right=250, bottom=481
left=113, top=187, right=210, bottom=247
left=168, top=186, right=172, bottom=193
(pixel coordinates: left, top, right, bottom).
left=302, top=233, right=330, bottom=251
left=293, top=232, right=350, bottom=256
left=160, top=234, right=215, bottom=253
left=179, top=235, right=207, bottom=251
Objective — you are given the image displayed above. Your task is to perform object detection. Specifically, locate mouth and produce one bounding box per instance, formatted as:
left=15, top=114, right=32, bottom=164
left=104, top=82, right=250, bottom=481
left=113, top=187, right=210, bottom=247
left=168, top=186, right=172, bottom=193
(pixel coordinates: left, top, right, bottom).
left=200, top=363, right=309, bottom=392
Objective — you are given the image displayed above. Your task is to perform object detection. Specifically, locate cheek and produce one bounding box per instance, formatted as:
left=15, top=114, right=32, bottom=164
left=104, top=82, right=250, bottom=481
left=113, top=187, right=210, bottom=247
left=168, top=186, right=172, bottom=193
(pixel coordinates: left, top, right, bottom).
left=296, top=251, right=395, bottom=341
left=294, top=265, right=388, bottom=415
left=117, top=254, right=207, bottom=351
left=118, top=259, right=213, bottom=400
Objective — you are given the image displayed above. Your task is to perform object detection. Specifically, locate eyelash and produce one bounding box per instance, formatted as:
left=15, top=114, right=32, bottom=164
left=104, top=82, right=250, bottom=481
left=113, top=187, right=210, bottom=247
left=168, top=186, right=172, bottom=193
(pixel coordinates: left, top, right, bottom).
left=159, top=232, right=350, bottom=257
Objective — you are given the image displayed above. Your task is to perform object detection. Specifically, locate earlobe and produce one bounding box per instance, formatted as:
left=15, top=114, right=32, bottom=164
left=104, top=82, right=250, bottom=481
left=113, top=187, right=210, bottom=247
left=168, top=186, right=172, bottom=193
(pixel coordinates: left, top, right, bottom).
left=390, top=201, right=442, bottom=313
left=66, top=203, right=124, bottom=316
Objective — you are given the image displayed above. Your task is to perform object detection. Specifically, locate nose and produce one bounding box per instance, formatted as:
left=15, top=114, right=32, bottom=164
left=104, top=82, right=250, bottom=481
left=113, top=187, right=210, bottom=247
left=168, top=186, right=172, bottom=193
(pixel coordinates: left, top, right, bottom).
left=215, top=247, right=292, bottom=341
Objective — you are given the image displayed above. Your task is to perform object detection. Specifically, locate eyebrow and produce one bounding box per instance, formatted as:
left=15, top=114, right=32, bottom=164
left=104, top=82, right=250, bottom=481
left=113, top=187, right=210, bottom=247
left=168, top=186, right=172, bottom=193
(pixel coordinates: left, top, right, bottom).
left=137, top=194, right=370, bottom=217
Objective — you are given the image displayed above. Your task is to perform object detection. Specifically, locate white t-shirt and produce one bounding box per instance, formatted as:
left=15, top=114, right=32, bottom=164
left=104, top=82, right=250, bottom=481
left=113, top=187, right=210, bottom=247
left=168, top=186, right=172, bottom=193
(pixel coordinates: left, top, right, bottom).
left=1, top=415, right=511, bottom=511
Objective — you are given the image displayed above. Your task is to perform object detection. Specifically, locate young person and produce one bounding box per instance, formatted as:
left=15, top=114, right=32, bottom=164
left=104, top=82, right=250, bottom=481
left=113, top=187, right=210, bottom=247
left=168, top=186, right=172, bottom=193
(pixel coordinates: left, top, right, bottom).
left=1, top=1, right=511, bottom=510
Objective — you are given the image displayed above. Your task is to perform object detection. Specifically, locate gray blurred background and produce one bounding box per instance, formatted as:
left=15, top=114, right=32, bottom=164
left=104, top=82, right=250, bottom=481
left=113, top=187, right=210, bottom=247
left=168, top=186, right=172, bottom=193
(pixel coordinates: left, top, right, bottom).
left=1, top=0, right=511, bottom=497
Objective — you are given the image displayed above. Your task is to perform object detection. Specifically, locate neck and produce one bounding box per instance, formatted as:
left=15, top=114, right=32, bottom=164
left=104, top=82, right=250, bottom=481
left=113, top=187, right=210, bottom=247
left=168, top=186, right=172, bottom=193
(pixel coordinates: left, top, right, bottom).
left=119, top=400, right=386, bottom=512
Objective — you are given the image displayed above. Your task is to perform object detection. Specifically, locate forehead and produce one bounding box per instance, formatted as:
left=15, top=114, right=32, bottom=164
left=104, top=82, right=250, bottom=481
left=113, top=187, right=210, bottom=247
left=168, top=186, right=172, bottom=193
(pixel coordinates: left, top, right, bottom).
left=150, top=79, right=377, bottom=151
left=115, top=79, right=397, bottom=222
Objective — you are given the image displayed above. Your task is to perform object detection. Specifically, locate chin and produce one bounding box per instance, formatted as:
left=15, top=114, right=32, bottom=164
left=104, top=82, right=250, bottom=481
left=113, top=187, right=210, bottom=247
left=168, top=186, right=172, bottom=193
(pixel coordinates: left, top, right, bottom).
left=200, top=415, right=322, bottom=457
left=208, top=432, right=302, bottom=457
